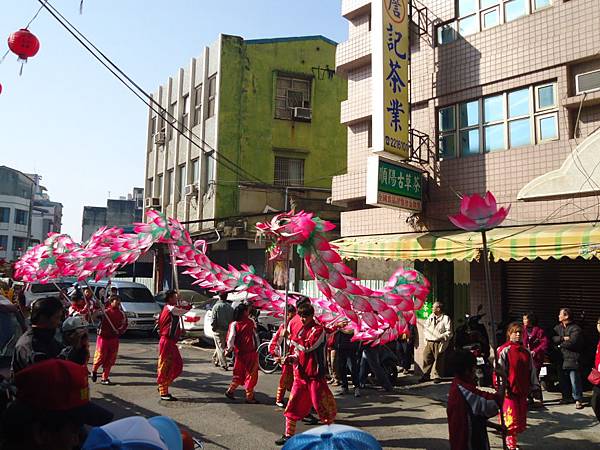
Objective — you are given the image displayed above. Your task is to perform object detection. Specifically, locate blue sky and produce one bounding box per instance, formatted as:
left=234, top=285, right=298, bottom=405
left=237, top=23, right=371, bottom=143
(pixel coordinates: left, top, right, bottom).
left=1, top=1, right=347, bottom=239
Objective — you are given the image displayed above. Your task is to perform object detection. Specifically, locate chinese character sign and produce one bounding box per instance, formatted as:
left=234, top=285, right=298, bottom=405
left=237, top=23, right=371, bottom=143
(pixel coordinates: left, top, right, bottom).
left=372, top=0, right=410, bottom=159
left=366, top=155, right=423, bottom=212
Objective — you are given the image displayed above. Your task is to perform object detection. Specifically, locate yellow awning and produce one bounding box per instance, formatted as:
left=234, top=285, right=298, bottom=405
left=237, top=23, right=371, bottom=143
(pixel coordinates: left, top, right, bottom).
left=333, top=223, right=600, bottom=262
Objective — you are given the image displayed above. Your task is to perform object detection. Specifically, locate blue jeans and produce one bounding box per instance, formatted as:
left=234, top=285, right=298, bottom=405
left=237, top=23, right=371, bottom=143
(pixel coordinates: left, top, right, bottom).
left=359, top=346, right=393, bottom=391
left=560, top=368, right=583, bottom=401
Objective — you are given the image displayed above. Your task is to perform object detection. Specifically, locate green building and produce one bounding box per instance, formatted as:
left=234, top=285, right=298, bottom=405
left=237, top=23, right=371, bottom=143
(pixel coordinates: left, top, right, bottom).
left=145, top=34, right=347, bottom=289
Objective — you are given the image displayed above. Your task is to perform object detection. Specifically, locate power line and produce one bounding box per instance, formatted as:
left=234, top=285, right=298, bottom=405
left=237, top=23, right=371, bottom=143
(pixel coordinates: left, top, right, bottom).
left=38, top=0, right=269, bottom=188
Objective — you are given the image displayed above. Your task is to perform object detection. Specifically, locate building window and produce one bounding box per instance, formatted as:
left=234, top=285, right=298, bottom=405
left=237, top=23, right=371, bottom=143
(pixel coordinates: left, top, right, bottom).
left=14, top=209, right=28, bottom=226
left=367, top=120, right=373, bottom=148
left=0, top=208, right=9, bottom=223
left=147, top=178, right=154, bottom=198
left=207, top=76, right=217, bottom=118
left=178, top=165, right=186, bottom=199
left=191, top=159, right=199, bottom=183
left=12, top=237, right=27, bottom=252
left=0, top=235, right=7, bottom=251
left=193, top=84, right=202, bottom=126
left=151, top=116, right=158, bottom=135
left=274, top=157, right=304, bottom=186
left=275, top=75, right=311, bottom=120
left=182, top=94, right=190, bottom=125
left=437, top=81, right=558, bottom=159
left=437, top=0, right=551, bottom=44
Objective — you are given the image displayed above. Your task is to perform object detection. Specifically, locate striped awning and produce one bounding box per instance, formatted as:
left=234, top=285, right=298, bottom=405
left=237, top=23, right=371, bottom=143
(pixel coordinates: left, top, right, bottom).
left=333, top=223, right=600, bottom=262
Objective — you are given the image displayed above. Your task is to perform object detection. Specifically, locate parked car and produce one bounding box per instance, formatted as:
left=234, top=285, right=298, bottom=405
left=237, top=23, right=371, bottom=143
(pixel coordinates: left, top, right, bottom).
left=23, top=278, right=77, bottom=307
left=85, top=280, right=160, bottom=334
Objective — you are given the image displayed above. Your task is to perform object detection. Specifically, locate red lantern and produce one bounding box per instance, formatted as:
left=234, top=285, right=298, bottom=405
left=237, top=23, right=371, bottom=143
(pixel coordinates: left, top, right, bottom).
left=0, top=83, right=2, bottom=95
left=8, top=29, right=40, bottom=75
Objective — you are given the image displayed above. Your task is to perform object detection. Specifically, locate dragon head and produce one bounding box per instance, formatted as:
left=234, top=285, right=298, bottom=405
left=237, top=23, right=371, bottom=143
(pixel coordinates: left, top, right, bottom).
left=256, top=211, right=325, bottom=259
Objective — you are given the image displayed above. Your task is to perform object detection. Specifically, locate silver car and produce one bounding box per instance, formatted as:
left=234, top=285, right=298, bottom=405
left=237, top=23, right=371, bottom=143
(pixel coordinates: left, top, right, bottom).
left=87, top=280, right=160, bottom=333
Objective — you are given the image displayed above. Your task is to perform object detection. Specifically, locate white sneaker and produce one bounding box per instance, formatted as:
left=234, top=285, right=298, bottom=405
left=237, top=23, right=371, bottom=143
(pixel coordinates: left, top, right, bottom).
left=275, top=401, right=285, bottom=408
left=354, top=387, right=361, bottom=398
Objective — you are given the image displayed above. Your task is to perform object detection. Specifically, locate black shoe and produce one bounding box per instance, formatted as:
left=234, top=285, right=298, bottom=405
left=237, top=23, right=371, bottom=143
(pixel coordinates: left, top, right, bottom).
left=225, top=390, right=235, bottom=400
left=91, top=372, right=98, bottom=383
left=418, top=376, right=430, bottom=383
left=275, top=435, right=291, bottom=446
left=100, top=379, right=114, bottom=386
left=160, top=394, right=178, bottom=401
left=302, top=414, right=319, bottom=425
left=433, top=378, right=442, bottom=384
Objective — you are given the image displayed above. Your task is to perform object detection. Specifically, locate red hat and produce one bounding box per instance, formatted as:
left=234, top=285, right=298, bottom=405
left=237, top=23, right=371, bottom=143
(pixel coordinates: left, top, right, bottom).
left=15, top=359, right=113, bottom=426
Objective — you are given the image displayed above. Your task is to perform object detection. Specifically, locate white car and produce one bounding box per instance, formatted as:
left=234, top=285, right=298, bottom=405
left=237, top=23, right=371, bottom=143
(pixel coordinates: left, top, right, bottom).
left=86, top=280, right=160, bottom=333
left=23, top=278, right=77, bottom=307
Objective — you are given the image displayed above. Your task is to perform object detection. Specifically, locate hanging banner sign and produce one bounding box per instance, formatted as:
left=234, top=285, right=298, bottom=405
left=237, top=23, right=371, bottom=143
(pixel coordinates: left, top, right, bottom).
left=372, top=0, right=410, bottom=159
left=366, top=155, right=422, bottom=211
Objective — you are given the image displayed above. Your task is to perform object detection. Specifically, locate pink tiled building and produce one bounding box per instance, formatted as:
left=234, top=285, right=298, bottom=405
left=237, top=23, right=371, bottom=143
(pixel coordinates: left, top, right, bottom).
left=333, top=0, right=600, bottom=350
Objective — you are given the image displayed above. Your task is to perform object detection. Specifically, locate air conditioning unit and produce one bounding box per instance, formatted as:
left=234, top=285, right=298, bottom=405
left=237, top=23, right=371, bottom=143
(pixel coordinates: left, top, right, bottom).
left=293, top=107, right=312, bottom=121
left=576, top=69, right=600, bottom=95
left=144, top=197, right=161, bottom=208
left=185, top=184, right=198, bottom=197
left=153, top=132, right=166, bottom=145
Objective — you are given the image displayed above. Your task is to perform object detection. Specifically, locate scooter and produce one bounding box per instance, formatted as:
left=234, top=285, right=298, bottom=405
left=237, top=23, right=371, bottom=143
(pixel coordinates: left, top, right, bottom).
left=454, top=306, right=493, bottom=387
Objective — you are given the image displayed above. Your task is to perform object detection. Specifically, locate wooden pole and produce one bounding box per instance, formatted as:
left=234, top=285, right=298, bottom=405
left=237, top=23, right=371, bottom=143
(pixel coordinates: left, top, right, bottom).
left=481, top=231, right=508, bottom=450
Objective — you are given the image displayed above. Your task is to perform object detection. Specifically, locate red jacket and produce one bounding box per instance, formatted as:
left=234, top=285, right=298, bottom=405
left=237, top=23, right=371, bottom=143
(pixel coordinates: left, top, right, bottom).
left=227, top=317, right=258, bottom=355
left=98, top=306, right=128, bottom=339
left=522, top=325, right=548, bottom=370
left=290, top=319, right=327, bottom=380
left=269, top=323, right=294, bottom=357
left=595, top=339, right=600, bottom=371
left=158, top=304, right=191, bottom=341
left=447, top=375, right=499, bottom=450
left=497, top=341, right=538, bottom=398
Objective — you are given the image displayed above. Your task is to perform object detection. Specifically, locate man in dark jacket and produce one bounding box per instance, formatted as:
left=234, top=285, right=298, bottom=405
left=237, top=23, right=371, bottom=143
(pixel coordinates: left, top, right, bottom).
left=553, top=308, right=584, bottom=409
left=11, top=296, right=64, bottom=374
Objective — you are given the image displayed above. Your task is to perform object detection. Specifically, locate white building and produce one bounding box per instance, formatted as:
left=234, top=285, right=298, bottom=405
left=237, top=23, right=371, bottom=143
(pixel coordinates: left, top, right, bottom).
left=0, top=167, right=62, bottom=262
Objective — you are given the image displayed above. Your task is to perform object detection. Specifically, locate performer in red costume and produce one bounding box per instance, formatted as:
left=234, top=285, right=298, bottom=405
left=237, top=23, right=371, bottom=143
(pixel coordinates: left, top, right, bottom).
left=225, top=303, right=260, bottom=403
left=447, top=350, right=500, bottom=450
left=269, top=304, right=296, bottom=407
left=496, top=322, right=540, bottom=450
left=91, top=295, right=128, bottom=385
left=157, top=290, right=191, bottom=401
left=275, top=303, right=337, bottom=446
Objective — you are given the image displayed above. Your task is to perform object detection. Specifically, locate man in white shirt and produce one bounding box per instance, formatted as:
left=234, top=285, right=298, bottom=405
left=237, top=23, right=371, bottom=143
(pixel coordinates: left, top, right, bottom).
left=420, top=301, right=452, bottom=383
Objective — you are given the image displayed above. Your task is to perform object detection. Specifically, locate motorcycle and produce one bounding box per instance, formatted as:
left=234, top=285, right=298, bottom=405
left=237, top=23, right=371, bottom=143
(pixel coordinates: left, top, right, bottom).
left=454, top=306, right=493, bottom=387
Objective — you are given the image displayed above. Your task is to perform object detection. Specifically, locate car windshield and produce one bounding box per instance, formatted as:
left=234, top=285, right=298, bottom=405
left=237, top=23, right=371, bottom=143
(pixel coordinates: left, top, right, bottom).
left=31, top=282, right=73, bottom=294
left=118, top=287, right=155, bottom=303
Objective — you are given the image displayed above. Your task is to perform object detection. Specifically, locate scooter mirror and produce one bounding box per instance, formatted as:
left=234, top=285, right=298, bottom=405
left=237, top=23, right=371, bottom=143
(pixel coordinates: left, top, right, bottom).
left=476, top=304, right=483, bottom=312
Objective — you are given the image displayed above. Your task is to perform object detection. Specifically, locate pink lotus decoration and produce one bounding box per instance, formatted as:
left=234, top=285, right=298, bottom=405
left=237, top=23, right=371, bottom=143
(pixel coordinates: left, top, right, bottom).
left=448, top=191, right=510, bottom=231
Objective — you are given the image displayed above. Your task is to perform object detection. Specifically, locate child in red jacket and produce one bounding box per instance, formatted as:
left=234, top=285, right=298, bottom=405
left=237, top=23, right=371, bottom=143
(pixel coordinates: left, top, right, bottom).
left=156, top=290, right=191, bottom=401
left=225, top=303, right=260, bottom=403
left=447, top=350, right=500, bottom=450
left=91, top=295, right=128, bottom=385
left=269, top=305, right=296, bottom=407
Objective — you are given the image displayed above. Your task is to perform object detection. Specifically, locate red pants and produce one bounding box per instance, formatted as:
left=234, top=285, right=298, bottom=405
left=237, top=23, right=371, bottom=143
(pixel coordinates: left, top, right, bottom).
left=276, top=364, right=294, bottom=403
left=502, top=395, right=528, bottom=449
left=157, top=337, right=183, bottom=395
left=92, top=336, right=119, bottom=380
left=284, top=376, right=336, bottom=423
left=230, top=351, right=259, bottom=395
